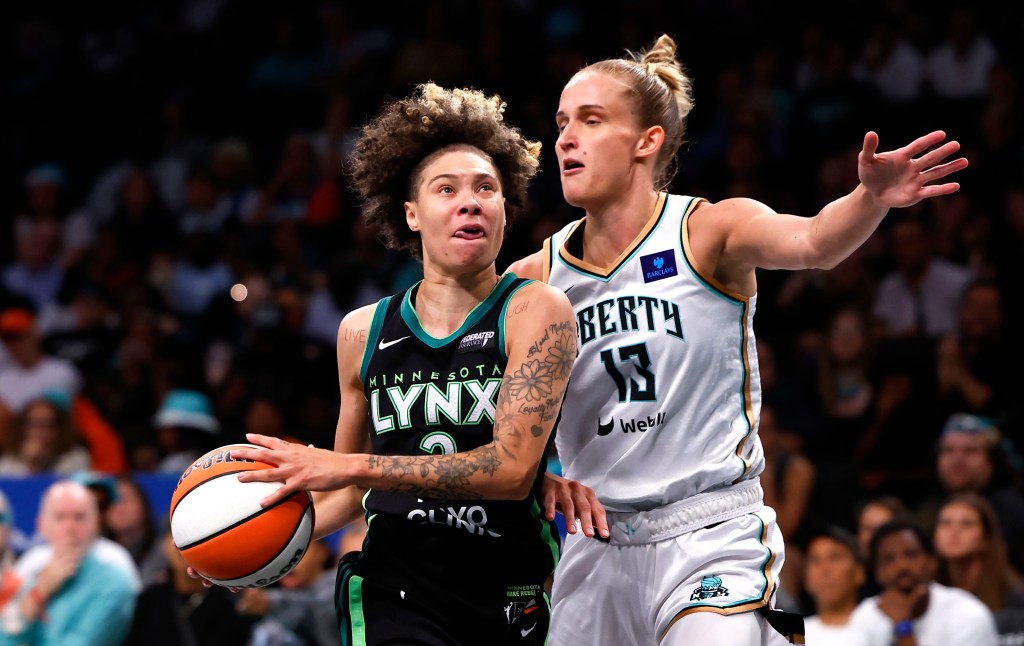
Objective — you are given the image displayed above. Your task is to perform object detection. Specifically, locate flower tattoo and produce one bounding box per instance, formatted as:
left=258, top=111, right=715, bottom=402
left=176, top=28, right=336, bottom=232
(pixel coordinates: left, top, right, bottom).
left=506, top=360, right=553, bottom=401
left=544, top=333, right=575, bottom=380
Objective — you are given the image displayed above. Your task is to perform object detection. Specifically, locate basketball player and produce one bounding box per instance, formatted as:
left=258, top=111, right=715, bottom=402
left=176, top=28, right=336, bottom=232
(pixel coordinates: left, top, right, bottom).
left=507, top=34, right=968, bottom=645
left=232, top=84, right=578, bottom=645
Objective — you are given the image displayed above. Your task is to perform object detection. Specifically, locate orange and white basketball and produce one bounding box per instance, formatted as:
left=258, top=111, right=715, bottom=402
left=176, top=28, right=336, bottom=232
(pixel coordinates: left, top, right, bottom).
left=169, top=444, right=314, bottom=588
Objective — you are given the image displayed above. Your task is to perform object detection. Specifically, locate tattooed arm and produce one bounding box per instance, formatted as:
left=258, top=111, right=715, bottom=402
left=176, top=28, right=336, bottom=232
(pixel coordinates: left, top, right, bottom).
left=236, top=283, right=577, bottom=504
left=361, top=282, right=576, bottom=499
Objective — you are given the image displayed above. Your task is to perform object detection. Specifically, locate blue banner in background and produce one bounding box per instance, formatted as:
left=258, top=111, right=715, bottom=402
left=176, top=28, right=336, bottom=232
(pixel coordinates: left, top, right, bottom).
left=1, top=468, right=569, bottom=553
left=0, top=474, right=178, bottom=540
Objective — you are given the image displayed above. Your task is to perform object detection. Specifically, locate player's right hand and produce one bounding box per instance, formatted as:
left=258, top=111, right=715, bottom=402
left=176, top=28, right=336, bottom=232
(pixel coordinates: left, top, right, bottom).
left=541, top=472, right=609, bottom=539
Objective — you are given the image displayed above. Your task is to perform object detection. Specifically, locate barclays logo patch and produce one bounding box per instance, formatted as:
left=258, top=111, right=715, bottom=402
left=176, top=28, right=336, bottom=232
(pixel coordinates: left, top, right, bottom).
left=640, top=250, right=677, bottom=283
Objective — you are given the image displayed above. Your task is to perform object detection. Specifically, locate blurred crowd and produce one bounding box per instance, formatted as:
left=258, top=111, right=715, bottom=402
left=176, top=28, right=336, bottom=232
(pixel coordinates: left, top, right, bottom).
left=3, top=0, right=1024, bottom=644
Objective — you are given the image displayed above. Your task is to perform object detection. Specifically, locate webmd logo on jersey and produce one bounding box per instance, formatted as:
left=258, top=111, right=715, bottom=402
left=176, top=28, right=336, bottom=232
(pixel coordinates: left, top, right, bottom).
left=639, top=250, right=677, bottom=283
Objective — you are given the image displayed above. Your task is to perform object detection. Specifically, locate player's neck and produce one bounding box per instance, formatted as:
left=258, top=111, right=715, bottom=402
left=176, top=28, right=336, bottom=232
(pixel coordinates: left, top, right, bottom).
left=415, top=267, right=500, bottom=337
left=582, top=188, right=661, bottom=267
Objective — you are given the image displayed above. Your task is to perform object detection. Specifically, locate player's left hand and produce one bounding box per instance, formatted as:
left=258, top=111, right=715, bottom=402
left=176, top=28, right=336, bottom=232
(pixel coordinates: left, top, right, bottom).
left=541, top=472, right=609, bottom=539
left=858, top=130, right=968, bottom=208
left=233, top=433, right=349, bottom=506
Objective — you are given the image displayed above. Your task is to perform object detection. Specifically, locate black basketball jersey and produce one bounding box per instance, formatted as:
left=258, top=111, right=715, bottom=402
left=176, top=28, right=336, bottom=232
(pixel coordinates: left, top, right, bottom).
left=354, top=273, right=560, bottom=603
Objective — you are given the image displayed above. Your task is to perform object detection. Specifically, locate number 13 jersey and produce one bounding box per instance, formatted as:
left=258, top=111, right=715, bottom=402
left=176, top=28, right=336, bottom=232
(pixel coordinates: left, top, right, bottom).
left=543, top=193, right=765, bottom=512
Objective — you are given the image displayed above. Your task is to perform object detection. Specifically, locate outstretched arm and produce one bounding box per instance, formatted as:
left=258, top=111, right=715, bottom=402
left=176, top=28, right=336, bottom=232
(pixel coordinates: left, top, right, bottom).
left=235, top=283, right=577, bottom=505
left=701, top=131, right=968, bottom=281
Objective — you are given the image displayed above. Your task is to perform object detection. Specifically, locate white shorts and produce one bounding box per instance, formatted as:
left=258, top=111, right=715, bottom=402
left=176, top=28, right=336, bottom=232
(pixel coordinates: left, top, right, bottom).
left=549, top=488, right=786, bottom=645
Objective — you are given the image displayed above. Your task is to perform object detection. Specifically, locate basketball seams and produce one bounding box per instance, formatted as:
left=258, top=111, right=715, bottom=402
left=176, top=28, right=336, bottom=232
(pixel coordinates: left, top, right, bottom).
left=170, top=468, right=267, bottom=519
left=170, top=443, right=315, bottom=588
left=176, top=489, right=310, bottom=551
left=169, top=443, right=267, bottom=512
left=213, top=504, right=314, bottom=587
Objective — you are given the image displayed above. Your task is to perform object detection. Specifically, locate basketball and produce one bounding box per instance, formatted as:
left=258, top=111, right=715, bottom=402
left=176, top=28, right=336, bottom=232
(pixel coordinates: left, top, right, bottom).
left=169, top=443, right=314, bottom=588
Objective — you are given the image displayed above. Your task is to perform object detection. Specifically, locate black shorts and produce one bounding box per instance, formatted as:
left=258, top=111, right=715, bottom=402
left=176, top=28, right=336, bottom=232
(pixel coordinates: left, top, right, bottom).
left=335, top=553, right=550, bottom=645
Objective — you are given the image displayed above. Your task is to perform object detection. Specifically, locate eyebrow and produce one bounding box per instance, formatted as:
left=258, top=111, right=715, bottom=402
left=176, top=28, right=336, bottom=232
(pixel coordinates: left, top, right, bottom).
left=426, top=172, right=499, bottom=185
left=555, top=104, right=607, bottom=120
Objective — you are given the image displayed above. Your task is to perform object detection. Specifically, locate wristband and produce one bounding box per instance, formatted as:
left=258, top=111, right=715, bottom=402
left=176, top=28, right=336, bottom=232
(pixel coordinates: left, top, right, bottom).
left=894, top=619, right=914, bottom=639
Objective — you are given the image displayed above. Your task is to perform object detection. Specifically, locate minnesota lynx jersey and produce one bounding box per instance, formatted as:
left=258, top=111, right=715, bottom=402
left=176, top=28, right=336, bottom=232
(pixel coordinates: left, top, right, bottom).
left=354, top=274, right=560, bottom=602
left=544, top=193, right=764, bottom=512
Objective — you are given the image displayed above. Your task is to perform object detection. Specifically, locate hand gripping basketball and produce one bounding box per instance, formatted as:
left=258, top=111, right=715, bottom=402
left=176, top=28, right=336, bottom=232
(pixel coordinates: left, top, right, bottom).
left=170, top=443, right=314, bottom=588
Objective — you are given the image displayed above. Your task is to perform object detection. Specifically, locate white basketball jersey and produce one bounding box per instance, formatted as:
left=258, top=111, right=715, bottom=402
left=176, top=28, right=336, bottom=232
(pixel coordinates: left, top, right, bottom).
left=544, top=193, right=764, bottom=512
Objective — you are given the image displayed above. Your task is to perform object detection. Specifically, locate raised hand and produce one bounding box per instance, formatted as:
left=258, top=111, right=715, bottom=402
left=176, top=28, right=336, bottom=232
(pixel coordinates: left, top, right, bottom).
left=35, top=546, right=86, bottom=598
left=858, top=130, right=969, bottom=209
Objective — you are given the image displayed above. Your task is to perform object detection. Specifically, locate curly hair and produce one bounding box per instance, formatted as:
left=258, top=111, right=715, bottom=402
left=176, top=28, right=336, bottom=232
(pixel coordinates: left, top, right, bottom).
left=349, top=83, right=541, bottom=260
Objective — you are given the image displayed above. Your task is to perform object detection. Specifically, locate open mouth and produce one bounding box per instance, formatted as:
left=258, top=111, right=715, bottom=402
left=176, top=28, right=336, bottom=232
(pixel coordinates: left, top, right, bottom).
left=562, top=159, right=584, bottom=172
left=454, top=225, right=485, bottom=240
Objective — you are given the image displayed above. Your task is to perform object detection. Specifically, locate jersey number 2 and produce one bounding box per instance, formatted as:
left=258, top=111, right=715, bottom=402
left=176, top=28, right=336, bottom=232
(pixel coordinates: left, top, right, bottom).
left=420, top=432, right=458, bottom=455
left=600, top=343, right=656, bottom=402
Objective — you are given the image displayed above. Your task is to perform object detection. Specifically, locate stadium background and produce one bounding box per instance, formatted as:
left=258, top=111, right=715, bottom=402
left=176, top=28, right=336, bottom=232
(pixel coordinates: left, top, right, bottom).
left=3, top=0, right=1024, bottom=633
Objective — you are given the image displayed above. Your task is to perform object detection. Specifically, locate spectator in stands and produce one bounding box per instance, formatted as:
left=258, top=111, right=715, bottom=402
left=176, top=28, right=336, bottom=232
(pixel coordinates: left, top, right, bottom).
left=164, top=232, right=234, bottom=320
left=0, top=480, right=138, bottom=645
left=150, top=389, right=222, bottom=475
left=236, top=539, right=338, bottom=646
left=0, top=491, right=21, bottom=610
left=923, top=413, right=1024, bottom=571
left=107, top=169, right=177, bottom=272
left=0, top=395, right=90, bottom=475
left=2, top=219, right=65, bottom=314
left=250, top=133, right=321, bottom=225
left=208, top=138, right=260, bottom=228
left=803, top=525, right=866, bottom=644
left=14, top=164, right=94, bottom=269
left=850, top=520, right=997, bottom=645
left=933, top=493, right=1024, bottom=642
left=924, top=7, right=998, bottom=101
left=809, top=306, right=881, bottom=511
left=873, top=216, right=973, bottom=340
left=851, top=17, right=924, bottom=105
left=759, top=404, right=815, bottom=610
left=241, top=394, right=295, bottom=444
left=0, top=308, right=81, bottom=414
left=126, top=530, right=255, bottom=645
left=936, top=280, right=1017, bottom=420
left=857, top=496, right=910, bottom=560
left=856, top=495, right=910, bottom=597
left=105, top=476, right=164, bottom=587
left=302, top=255, right=385, bottom=348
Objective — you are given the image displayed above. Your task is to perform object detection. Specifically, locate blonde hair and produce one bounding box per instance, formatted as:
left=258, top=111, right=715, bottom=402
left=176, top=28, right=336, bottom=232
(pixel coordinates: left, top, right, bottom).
left=583, top=34, right=694, bottom=190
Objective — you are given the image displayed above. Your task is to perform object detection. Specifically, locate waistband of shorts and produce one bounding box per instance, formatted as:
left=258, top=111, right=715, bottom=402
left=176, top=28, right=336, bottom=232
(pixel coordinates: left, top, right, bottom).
left=603, top=479, right=764, bottom=545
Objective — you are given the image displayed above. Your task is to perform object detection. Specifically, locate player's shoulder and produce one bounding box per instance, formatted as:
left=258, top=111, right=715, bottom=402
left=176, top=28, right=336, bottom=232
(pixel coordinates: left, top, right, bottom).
left=509, top=279, right=571, bottom=311
left=505, top=250, right=545, bottom=281
left=695, top=196, right=776, bottom=220
left=688, top=197, right=778, bottom=246
left=340, top=302, right=379, bottom=333
left=504, top=281, right=573, bottom=340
